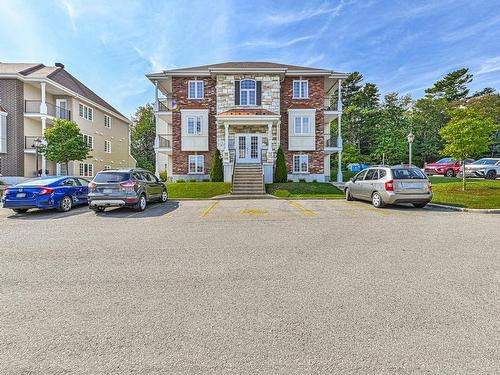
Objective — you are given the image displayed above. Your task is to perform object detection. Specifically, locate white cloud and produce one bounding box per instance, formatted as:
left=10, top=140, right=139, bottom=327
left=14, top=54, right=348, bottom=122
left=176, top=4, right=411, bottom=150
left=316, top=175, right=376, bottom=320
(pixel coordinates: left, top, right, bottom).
left=475, top=56, right=500, bottom=76
left=265, top=1, right=343, bottom=25
left=239, top=35, right=313, bottom=48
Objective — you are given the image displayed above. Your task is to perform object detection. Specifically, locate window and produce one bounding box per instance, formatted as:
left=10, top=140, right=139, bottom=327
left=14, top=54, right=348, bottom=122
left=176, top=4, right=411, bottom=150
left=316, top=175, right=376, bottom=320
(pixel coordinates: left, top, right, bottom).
left=293, top=155, right=309, bottom=173
left=240, top=79, right=256, bottom=106
left=354, top=169, right=367, bottom=181
left=79, top=163, right=93, bottom=177
left=188, top=80, right=204, bottom=99
left=83, top=134, right=93, bottom=150
left=293, top=80, right=308, bottom=98
left=188, top=155, right=204, bottom=174
left=0, top=113, right=7, bottom=153
left=293, top=117, right=311, bottom=134
left=104, top=140, right=112, bottom=153
left=93, top=172, right=130, bottom=183
left=77, top=178, right=89, bottom=185
left=104, top=165, right=112, bottom=170
left=187, top=116, right=202, bottom=135
left=104, top=115, right=112, bottom=128
left=365, top=169, right=378, bottom=180
left=79, top=103, right=93, bottom=121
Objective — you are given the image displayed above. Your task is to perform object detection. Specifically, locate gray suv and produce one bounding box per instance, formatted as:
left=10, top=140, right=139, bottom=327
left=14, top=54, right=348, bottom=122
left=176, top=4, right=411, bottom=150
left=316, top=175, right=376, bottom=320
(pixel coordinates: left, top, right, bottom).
left=344, top=165, right=432, bottom=208
left=88, top=168, right=167, bottom=212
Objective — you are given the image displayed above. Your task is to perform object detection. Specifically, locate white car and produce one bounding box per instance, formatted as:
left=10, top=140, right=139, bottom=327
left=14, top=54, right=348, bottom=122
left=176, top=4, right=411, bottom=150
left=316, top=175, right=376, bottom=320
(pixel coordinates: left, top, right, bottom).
left=460, top=158, right=500, bottom=179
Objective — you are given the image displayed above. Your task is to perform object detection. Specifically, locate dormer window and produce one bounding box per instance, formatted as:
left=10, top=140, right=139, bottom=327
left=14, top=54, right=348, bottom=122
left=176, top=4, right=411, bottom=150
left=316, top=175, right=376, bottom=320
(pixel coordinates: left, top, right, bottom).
left=188, top=80, right=204, bottom=99
left=240, top=79, right=256, bottom=106
left=293, top=80, right=308, bottom=99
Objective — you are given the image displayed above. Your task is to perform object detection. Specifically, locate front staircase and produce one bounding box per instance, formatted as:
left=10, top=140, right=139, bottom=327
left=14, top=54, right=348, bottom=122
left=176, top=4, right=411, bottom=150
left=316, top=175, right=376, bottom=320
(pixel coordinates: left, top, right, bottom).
left=232, top=164, right=265, bottom=195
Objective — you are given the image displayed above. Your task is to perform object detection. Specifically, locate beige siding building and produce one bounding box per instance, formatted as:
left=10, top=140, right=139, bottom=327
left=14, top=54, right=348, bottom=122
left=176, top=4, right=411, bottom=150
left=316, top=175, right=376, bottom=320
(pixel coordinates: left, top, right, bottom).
left=0, top=62, right=135, bottom=179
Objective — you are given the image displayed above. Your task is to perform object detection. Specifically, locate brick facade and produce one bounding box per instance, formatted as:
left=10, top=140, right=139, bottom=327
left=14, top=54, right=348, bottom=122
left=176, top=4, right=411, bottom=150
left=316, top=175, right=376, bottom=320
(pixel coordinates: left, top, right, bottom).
left=280, top=77, right=325, bottom=174
left=170, top=75, right=326, bottom=177
left=0, top=79, right=24, bottom=176
left=171, top=77, right=217, bottom=175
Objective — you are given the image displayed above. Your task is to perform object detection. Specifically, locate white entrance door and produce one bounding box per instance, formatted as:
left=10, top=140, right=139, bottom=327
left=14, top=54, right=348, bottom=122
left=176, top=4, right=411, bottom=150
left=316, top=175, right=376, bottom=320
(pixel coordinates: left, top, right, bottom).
left=56, top=99, right=67, bottom=119
left=236, top=134, right=261, bottom=163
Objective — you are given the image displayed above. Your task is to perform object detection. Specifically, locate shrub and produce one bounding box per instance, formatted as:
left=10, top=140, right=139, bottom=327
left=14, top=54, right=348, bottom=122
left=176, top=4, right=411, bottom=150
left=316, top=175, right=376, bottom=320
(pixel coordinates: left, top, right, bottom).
left=189, top=179, right=198, bottom=183
left=299, top=178, right=306, bottom=183
left=176, top=179, right=185, bottom=183
left=202, top=178, right=210, bottom=182
left=274, top=189, right=291, bottom=197
left=312, top=179, right=317, bottom=183
left=210, top=149, right=224, bottom=182
left=159, top=170, right=168, bottom=181
left=275, top=147, right=287, bottom=183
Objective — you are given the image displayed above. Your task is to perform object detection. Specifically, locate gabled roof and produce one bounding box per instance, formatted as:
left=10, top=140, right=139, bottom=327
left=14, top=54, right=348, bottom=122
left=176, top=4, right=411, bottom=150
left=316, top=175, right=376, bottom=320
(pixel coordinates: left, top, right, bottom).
left=288, top=103, right=316, bottom=110
left=0, top=62, right=126, bottom=119
left=148, top=61, right=348, bottom=78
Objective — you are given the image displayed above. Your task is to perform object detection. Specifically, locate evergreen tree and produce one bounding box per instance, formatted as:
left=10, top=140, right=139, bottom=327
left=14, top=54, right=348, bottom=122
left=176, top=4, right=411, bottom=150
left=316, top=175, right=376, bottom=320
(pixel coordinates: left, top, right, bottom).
left=425, top=68, right=473, bottom=102
left=210, top=149, right=224, bottom=182
left=131, top=104, right=155, bottom=172
left=274, top=147, right=287, bottom=183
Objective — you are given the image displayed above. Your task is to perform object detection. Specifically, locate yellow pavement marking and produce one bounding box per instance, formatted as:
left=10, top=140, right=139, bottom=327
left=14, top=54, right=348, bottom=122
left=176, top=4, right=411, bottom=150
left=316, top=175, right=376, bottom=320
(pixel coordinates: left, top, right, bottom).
left=199, top=201, right=219, bottom=218
left=240, top=209, right=268, bottom=216
left=287, top=200, right=316, bottom=217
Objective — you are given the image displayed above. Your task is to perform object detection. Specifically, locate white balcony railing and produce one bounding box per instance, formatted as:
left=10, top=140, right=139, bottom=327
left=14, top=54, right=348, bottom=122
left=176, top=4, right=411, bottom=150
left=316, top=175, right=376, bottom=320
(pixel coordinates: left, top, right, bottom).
left=324, top=97, right=339, bottom=112
left=157, top=133, right=172, bottom=149
left=156, top=97, right=175, bottom=112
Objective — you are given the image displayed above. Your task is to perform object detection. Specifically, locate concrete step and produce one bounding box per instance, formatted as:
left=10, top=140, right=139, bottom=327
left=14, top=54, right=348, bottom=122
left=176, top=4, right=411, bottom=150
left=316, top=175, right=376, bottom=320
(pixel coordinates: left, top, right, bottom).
left=232, top=190, right=265, bottom=195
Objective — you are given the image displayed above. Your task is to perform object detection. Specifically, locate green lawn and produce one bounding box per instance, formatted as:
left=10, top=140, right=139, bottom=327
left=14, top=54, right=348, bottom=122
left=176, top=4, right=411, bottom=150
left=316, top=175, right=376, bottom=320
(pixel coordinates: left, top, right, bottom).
left=167, top=182, right=231, bottom=199
left=429, top=177, right=500, bottom=209
left=266, top=182, right=344, bottom=198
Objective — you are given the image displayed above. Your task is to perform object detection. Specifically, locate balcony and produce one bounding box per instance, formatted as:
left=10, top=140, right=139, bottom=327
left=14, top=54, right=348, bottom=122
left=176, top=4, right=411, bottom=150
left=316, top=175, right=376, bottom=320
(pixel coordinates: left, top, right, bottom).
left=157, top=133, right=172, bottom=150
left=324, top=97, right=339, bottom=112
left=24, top=135, right=42, bottom=152
left=24, top=100, right=72, bottom=121
left=156, top=97, right=175, bottom=112
left=324, top=135, right=339, bottom=153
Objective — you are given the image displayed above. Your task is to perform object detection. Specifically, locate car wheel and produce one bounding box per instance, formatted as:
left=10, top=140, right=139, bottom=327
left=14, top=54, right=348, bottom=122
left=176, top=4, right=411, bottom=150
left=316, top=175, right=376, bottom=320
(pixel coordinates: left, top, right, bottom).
left=372, top=192, right=385, bottom=208
left=160, top=189, right=168, bottom=202
left=485, top=170, right=497, bottom=180
left=58, top=196, right=73, bottom=212
left=13, top=208, right=28, bottom=214
left=413, top=202, right=428, bottom=208
left=445, top=169, right=455, bottom=177
left=134, top=194, right=147, bottom=212
left=345, top=188, right=353, bottom=201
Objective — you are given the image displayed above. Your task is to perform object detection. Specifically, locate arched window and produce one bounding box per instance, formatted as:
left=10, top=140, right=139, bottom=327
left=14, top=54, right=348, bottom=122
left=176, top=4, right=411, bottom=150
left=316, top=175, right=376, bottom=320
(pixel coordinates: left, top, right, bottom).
left=240, top=79, right=256, bottom=106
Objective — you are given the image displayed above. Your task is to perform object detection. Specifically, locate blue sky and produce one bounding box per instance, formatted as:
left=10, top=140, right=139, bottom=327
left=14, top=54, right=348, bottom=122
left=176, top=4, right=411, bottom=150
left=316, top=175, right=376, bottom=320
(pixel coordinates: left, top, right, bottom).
left=1, top=0, right=499, bottom=117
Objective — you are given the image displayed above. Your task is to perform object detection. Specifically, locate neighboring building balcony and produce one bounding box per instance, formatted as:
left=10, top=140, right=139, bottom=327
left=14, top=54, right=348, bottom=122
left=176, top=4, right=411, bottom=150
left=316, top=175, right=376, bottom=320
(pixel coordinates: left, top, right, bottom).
left=324, top=98, right=340, bottom=112
left=24, top=135, right=42, bottom=153
left=324, top=134, right=340, bottom=153
left=155, top=97, right=174, bottom=122
left=156, top=133, right=172, bottom=151
left=24, top=100, right=72, bottom=121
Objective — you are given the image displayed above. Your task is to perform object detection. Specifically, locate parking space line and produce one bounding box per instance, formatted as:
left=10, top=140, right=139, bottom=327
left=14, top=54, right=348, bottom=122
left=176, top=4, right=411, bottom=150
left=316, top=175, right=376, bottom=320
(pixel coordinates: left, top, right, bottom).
left=287, top=200, right=316, bottom=217
left=199, top=201, right=219, bottom=218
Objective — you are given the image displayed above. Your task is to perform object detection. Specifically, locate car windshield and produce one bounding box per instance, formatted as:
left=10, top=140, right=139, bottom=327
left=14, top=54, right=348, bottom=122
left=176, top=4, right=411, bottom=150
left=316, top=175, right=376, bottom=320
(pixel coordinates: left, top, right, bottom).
left=392, top=168, right=427, bottom=180
left=93, top=172, right=130, bottom=183
left=436, top=158, right=454, bottom=164
left=18, top=177, right=62, bottom=187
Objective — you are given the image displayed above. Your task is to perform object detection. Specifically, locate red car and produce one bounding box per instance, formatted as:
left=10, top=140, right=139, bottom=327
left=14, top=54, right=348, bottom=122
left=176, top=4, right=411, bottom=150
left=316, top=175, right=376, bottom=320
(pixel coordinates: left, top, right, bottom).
left=424, top=158, right=474, bottom=177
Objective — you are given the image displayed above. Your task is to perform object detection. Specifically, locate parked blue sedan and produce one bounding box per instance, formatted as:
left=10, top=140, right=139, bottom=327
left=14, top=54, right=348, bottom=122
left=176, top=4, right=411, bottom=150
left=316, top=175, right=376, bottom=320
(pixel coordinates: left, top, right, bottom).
left=2, top=176, right=90, bottom=213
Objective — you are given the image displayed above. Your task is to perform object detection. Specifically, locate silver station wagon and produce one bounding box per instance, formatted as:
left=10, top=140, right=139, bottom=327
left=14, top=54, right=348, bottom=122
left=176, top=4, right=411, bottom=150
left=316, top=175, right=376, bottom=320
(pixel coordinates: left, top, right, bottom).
left=344, top=165, right=433, bottom=208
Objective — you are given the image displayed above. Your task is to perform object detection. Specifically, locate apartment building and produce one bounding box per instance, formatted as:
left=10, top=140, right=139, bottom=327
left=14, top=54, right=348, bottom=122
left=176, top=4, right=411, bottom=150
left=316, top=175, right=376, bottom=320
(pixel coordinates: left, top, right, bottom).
left=0, top=62, right=135, bottom=179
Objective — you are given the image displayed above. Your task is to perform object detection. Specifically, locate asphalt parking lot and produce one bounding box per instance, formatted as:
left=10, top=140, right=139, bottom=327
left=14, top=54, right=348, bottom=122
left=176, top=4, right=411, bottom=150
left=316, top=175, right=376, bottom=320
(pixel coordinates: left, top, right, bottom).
left=1, top=199, right=499, bottom=374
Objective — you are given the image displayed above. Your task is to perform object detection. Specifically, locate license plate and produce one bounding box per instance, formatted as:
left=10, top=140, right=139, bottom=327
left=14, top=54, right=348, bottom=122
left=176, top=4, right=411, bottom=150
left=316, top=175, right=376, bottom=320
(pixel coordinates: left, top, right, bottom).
left=402, top=182, right=424, bottom=189
left=16, top=193, right=26, bottom=198
left=103, top=189, right=113, bottom=194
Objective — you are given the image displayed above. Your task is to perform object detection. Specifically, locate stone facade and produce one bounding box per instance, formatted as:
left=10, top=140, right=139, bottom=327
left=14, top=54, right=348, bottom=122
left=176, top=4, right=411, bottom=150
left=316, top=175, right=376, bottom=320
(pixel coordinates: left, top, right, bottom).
left=216, top=74, right=281, bottom=115
left=171, top=77, right=217, bottom=175
left=280, top=77, right=325, bottom=175
left=170, top=74, right=328, bottom=180
left=0, top=79, right=24, bottom=176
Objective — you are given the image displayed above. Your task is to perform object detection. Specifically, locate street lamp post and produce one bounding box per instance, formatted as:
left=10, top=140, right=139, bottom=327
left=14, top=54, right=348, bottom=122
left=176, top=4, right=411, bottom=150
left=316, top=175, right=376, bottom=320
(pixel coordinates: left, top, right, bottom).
left=407, top=131, right=415, bottom=166
left=33, top=137, right=41, bottom=176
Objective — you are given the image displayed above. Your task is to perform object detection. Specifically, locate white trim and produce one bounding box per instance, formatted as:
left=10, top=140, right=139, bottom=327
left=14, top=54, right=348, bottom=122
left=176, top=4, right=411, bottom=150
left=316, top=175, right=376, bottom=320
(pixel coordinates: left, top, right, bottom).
left=79, top=102, right=94, bottom=121
left=83, top=134, right=94, bottom=150
left=187, top=80, right=204, bottom=99
left=239, top=79, right=257, bottom=106
left=104, top=114, right=112, bottom=128
left=188, top=155, right=204, bottom=174
left=79, top=162, right=93, bottom=177
left=104, top=140, right=112, bottom=153
left=235, top=133, right=262, bottom=164
left=186, top=116, right=202, bottom=135
left=293, top=154, right=309, bottom=173
left=293, top=79, right=309, bottom=99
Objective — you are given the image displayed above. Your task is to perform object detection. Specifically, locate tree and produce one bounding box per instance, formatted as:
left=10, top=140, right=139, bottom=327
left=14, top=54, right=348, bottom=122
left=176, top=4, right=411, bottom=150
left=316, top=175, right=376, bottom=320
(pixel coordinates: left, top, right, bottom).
left=372, top=93, right=412, bottom=165
left=425, top=68, right=473, bottom=102
left=441, top=107, right=497, bottom=190
left=274, top=147, right=287, bottom=183
left=467, top=93, right=500, bottom=156
left=410, top=97, right=450, bottom=165
left=469, top=87, right=496, bottom=98
left=131, top=104, right=155, bottom=172
left=210, top=149, right=223, bottom=182
left=39, top=119, right=90, bottom=173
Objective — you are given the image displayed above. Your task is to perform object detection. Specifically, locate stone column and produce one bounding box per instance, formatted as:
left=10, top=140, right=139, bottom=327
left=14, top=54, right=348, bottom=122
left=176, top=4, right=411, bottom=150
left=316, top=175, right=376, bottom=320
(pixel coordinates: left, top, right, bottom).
left=223, top=122, right=230, bottom=163
left=337, top=79, right=343, bottom=183
left=267, top=122, right=273, bottom=162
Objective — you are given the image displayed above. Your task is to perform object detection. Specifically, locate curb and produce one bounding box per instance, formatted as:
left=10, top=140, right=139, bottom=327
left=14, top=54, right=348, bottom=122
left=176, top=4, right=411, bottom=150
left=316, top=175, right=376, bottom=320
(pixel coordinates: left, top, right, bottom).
left=428, top=203, right=500, bottom=214
left=213, top=194, right=277, bottom=200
